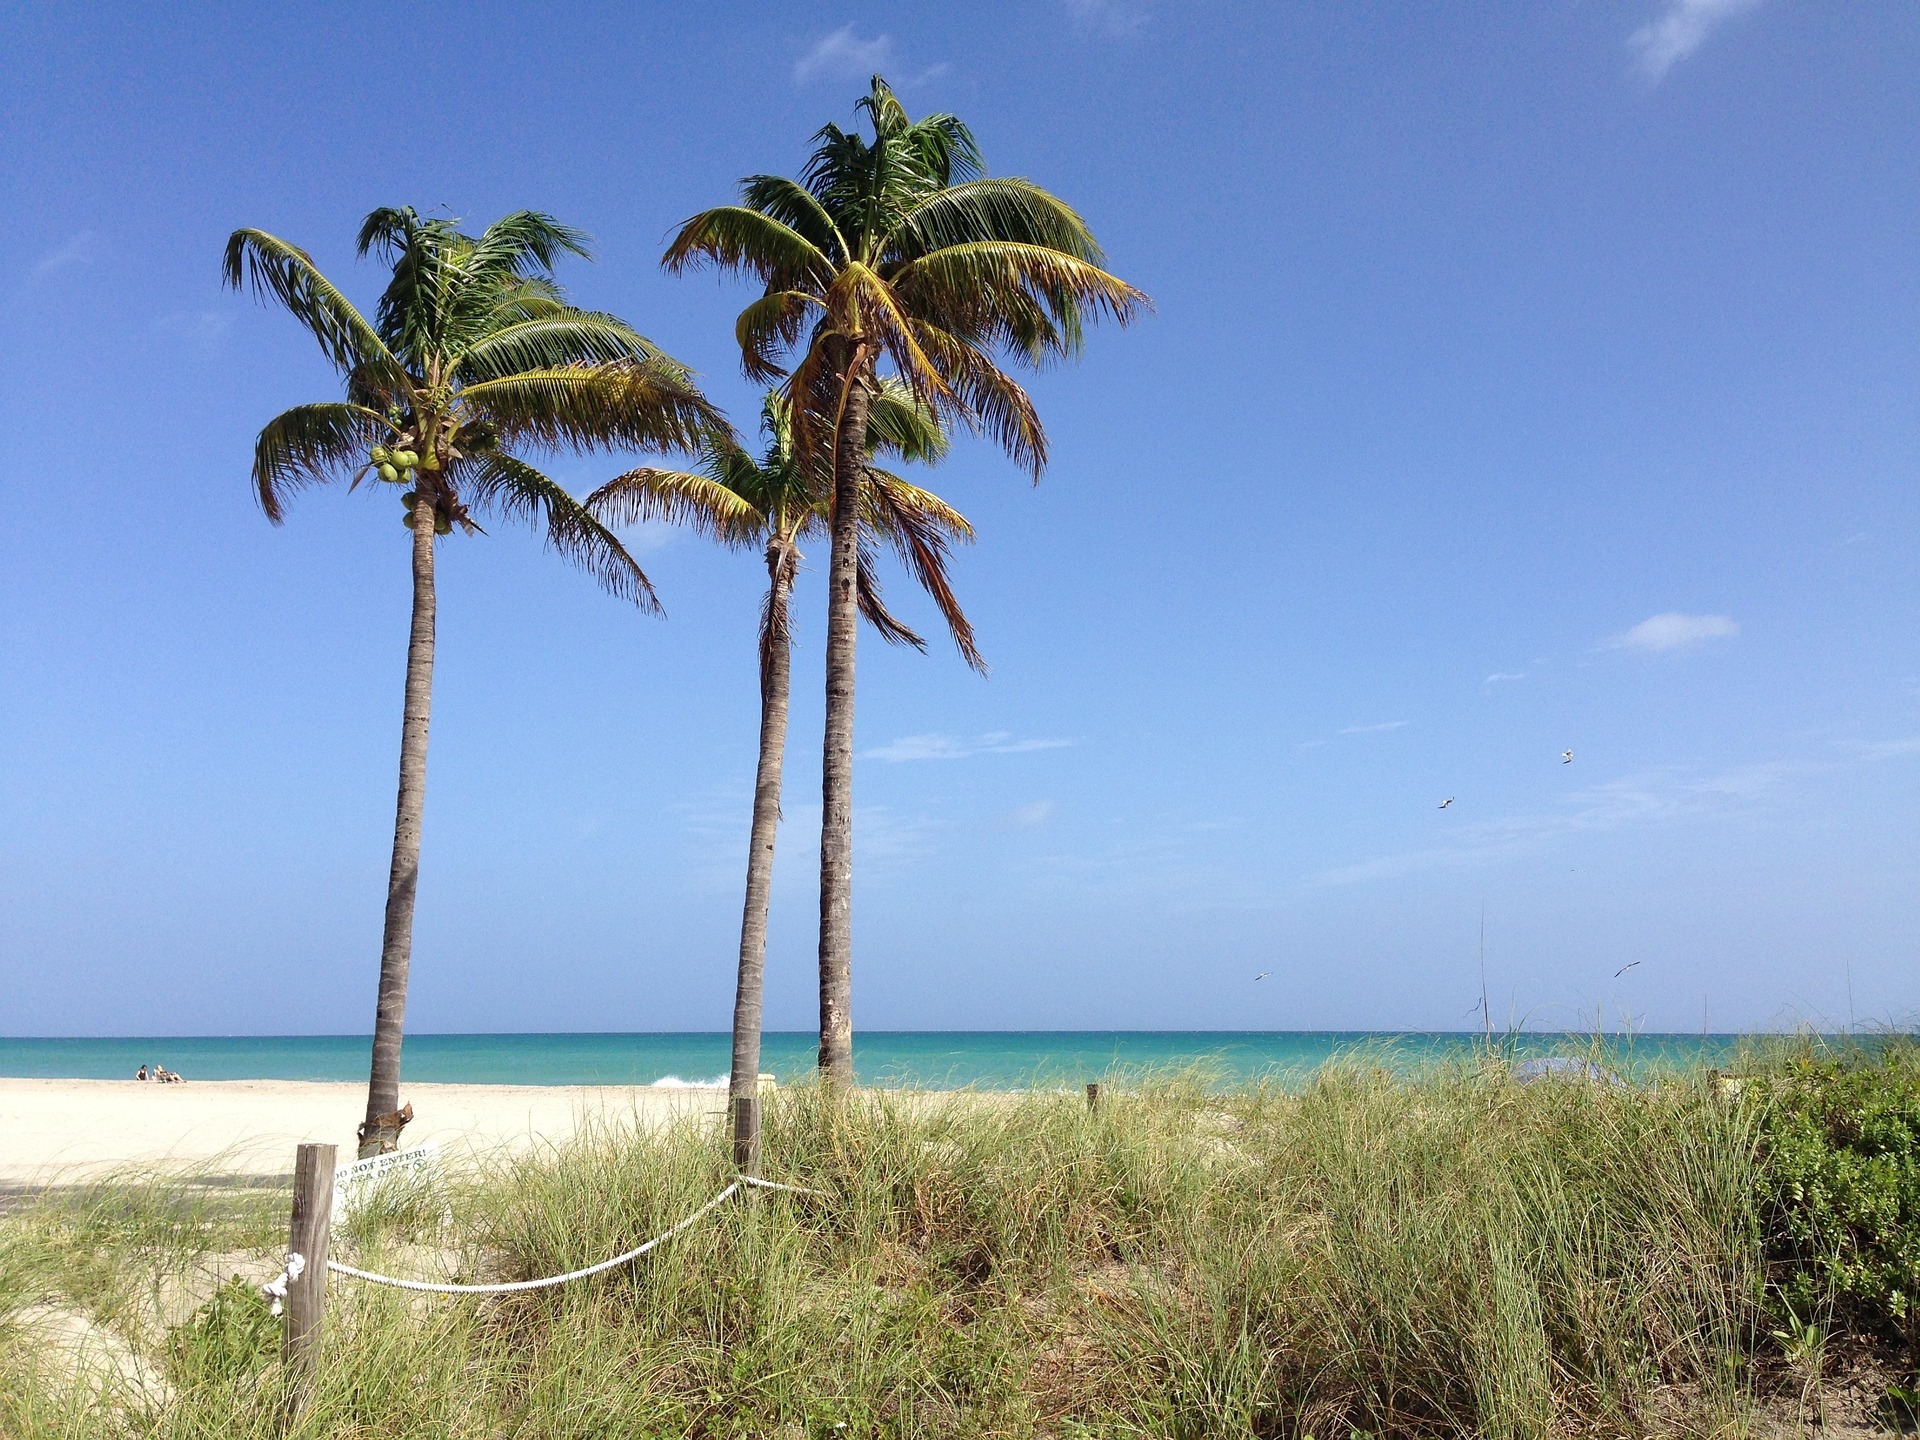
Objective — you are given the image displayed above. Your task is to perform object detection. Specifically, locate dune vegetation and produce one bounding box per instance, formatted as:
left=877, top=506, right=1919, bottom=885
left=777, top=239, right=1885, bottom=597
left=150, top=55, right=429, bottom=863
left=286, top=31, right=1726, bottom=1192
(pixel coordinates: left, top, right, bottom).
left=5, top=1040, right=1916, bottom=1438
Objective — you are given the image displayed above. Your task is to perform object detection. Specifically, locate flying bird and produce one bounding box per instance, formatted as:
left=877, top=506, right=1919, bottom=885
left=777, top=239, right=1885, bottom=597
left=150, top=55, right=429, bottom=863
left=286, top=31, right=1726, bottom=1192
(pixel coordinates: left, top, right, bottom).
left=1614, top=960, right=1641, bottom=978
left=1562, top=750, right=1574, bottom=764
left=1253, top=972, right=1271, bottom=982
left=1438, top=798, right=1455, bottom=809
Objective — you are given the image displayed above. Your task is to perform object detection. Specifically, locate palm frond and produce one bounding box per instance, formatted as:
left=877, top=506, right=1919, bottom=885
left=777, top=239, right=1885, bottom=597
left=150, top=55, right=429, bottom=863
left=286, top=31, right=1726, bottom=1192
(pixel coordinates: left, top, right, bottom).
left=892, top=242, right=1148, bottom=362
left=864, top=468, right=983, bottom=671
left=585, top=465, right=762, bottom=546
left=250, top=402, right=390, bottom=524
left=911, top=322, right=1048, bottom=477
left=465, top=211, right=593, bottom=277
left=222, top=229, right=403, bottom=384
left=865, top=379, right=949, bottom=463
left=662, top=206, right=830, bottom=288
left=735, top=290, right=826, bottom=384
left=461, top=360, right=725, bottom=456
left=454, top=314, right=669, bottom=384
left=890, top=178, right=1105, bottom=264
left=739, top=175, right=849, bottom=264
left=855, top=543, right=929, bottom=652
left=457, top=451, right=659, bottom=611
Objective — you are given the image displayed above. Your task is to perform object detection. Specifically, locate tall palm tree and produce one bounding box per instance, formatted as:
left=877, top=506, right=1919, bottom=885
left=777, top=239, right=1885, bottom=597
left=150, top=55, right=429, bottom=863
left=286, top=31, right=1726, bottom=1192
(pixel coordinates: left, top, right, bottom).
left=664, top=76, right=1146, bottom=1085
left=225, top=207, right=719, bottom=1155
left=587, top=383, right=973, bottom=1163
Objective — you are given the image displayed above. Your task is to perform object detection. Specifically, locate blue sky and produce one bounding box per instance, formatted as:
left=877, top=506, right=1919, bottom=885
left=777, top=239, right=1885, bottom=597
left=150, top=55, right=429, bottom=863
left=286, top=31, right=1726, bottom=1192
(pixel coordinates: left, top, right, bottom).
left=2, top=1, right=1915, bottom=1037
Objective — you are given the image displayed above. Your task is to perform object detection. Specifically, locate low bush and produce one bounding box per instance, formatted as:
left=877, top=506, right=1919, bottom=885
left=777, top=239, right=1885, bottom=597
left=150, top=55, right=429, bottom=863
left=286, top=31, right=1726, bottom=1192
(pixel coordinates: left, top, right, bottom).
left=1749, top=1039, right=1920, bottom=1358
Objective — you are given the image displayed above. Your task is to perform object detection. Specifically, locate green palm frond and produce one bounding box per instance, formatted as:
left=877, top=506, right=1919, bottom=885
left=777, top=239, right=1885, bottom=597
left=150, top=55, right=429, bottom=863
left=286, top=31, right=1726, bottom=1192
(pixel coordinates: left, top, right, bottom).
left=462, top=360, right=722, bottom=456
left=892, top=243, right=1147, bottom=361
left=739, top=175, right=849, bottom=263
left=223, top=230, right=404, bottom=385
left=865, top=380, right=949, bottom=464
left=454, top=314, right=669, bottom=384
left=251, top=402, right=391, bottom=523
left=457, top=451, right=659, bottom=611
left=662, top=207, right=830, bottom=288
left=890, top=178, right=1106, bottom=264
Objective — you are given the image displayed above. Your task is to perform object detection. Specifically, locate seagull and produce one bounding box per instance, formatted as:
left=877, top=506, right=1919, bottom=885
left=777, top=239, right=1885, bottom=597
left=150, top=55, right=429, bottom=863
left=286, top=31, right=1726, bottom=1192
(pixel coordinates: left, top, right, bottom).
left=1614, top=960, right=1641, bottom=978
left=1438, top=798, right=1454, bottom=809
left=1562, top=750, right=1574, bottom=764
left=1253, top=972, right=1271, bottom=982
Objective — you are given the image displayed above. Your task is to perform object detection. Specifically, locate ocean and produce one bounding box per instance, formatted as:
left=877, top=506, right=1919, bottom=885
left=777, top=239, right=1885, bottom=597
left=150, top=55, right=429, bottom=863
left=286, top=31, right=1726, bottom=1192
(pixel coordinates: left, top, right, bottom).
left=0, top=1031, right=1758, bottom=1088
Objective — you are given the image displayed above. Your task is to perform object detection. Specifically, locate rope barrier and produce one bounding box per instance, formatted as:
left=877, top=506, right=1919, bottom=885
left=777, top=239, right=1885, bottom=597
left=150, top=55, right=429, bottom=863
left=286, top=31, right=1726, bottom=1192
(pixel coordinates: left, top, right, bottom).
left=320, top=1174, right=823, bottom=1296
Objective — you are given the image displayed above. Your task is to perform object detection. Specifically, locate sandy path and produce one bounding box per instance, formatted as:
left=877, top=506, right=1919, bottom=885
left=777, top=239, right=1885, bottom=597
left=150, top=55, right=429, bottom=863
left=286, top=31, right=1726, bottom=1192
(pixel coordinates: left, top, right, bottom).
left=0, top=1079, right=729, bottom=1184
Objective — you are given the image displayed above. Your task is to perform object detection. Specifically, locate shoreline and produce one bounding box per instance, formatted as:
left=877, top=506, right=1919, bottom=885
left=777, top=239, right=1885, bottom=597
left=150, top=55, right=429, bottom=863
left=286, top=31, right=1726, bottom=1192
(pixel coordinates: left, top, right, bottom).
left=0, top=1078, right=733, bottom=1185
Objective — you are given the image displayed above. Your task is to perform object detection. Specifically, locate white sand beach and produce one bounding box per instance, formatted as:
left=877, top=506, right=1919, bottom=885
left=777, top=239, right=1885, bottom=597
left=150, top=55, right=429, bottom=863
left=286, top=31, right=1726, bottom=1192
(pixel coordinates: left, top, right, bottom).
left=0, top=1079, right=730, bottom=1185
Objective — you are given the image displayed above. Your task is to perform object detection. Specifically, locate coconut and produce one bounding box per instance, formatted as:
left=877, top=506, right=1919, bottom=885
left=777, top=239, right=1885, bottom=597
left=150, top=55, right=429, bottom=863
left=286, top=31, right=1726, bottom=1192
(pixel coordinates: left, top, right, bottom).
left=393, top=450, right=419, bottom=468
left=370, top=446, right=391, bottom=465
left=399, top=490, right=417, bottom=510
left=377, top=462, right=399, bottom=483
left=433, top=514, right=452, bottom=536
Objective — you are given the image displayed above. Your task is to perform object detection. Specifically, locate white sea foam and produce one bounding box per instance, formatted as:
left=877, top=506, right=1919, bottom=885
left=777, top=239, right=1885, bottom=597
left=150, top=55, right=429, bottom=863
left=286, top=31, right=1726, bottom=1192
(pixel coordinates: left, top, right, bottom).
left=649, top=1075, right=727, bottom=1089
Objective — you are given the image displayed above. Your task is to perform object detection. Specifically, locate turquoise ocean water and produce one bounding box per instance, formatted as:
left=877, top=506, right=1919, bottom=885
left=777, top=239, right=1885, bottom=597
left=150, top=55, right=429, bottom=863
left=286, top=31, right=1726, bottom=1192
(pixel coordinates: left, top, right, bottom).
left=0, top=1032, right=1757, bottom=1088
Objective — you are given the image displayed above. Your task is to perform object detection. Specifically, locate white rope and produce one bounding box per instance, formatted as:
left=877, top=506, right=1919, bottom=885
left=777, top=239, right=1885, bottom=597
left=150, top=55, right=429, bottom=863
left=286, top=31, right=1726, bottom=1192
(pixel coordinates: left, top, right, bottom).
left=322, top=1175, right=821, bottom=1296
left=261, top=1252, right=305, bottom=1316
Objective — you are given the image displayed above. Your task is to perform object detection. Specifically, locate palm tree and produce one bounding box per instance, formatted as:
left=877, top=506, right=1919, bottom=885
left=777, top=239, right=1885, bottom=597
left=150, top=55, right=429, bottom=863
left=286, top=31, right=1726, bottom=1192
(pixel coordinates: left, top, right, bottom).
left=664, top=76, right=1146, bottom=1085
left=224, top=207, right=720, bottom=1155
left=587, top=383, right=973, bottom=1164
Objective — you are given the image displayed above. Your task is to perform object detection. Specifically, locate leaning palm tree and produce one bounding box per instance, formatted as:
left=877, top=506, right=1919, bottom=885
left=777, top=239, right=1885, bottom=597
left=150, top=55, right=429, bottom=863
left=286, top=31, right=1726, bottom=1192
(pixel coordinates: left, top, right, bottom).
left=225, top=207, right=719, bottom=1155
left=664, top=76, right=1147, bottom=1085
left=588, top=382, right=973, bottom=1164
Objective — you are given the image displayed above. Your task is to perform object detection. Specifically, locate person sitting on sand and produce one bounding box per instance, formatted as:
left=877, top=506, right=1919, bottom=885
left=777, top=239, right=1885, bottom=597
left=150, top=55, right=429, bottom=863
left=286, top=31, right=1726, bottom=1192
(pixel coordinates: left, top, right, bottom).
left=135, top=1065, right=149, bottom=1082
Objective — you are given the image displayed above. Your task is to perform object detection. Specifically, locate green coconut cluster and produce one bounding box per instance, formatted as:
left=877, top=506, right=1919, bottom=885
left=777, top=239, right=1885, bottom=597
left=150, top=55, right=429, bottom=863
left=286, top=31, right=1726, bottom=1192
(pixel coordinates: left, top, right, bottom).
left=370, top=444, right=456, bottom=535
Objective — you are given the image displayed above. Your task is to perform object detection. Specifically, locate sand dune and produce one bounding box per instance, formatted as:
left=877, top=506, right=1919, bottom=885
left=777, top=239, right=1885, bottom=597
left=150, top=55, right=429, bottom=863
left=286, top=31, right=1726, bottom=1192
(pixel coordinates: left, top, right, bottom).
left=0, top=1078, right=729, bottom=1185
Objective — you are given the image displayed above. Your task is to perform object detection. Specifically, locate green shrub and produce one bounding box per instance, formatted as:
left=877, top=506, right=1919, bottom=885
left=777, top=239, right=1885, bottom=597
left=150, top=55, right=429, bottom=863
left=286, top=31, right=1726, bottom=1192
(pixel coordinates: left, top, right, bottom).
left=1751, top=1043, right=1920, bottom=1350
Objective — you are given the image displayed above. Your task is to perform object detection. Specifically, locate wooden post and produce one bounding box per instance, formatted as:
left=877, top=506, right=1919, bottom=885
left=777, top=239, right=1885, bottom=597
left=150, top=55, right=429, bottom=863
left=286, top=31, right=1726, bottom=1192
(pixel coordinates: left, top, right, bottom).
left=284, top=1142, right=336, bottom=1422
left=732, top=1094, right=762, bottom=1177
left=1085, top=1082, right=1102, bottom=1112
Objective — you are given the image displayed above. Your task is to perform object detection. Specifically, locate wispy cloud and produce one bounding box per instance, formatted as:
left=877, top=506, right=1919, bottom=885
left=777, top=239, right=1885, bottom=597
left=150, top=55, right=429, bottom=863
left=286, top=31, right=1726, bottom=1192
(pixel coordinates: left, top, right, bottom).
left=863, top=731, right=1072, bottom=762
left=1484, top=671, right=1527, bottom=685
left=1843, top=735, right=1920, bottom=761
left=1340, top=720, right=1410, bottom=735
left=1004, top=800, right=1057, bottom=829
left=1627, top=0, right=1762, bottom=83
left=1313, top=762, right=1798, bottom=888
left=25, top=230, right=105, bottom=288
left=1609, top=612, right=1739, bottom=654
left=794, top=25, right=896, bottom=84
left=1065, top=0, right=1150, bottom=38
left=153, top=308, right=231, bottom=352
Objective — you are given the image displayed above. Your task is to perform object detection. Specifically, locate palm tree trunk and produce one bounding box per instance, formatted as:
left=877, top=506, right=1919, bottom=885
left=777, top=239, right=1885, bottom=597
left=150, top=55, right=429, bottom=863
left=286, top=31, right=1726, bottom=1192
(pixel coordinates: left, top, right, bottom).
left=360, top=491, right=437, bottom=1157
left=817, top=364, right=875, bottom=1088
left=730, top=538, right=797, bottom=1169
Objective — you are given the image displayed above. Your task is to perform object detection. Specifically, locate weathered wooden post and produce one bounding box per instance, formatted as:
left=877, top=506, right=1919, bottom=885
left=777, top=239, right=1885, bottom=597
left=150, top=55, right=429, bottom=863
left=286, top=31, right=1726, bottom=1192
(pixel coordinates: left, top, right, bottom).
left=283, top=1142, right=336, bottom=1423
left=1085, top=1082, right=1102, bottom=1112
left=732, top=1094, right=762, bottom=1177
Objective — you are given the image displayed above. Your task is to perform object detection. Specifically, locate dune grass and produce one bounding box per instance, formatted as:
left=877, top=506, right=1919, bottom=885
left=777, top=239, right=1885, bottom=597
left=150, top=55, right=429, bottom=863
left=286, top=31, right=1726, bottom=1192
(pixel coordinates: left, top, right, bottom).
left=0, top=1055, right=1770, bottom=1438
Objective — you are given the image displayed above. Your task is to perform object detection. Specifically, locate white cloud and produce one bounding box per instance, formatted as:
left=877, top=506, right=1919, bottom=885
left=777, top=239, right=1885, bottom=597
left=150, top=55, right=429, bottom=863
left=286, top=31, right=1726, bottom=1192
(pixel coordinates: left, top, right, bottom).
left=863, top=731, right=1072, bottom=762
left=1340, top=720, right=1409, bottom=735
left=1609, top=612, right=1739, bottom=653
left=1065, top=0, right=1150, bottom=38
left=794, top=25, right=896, bottom=85
left=1484, top=671, right=1527, bottom=685
left=1627, top=0, right=1762, bottom=83
left=26, top=230, right=105, bottom=287
left=1005, top=800, right=1056, bottom=829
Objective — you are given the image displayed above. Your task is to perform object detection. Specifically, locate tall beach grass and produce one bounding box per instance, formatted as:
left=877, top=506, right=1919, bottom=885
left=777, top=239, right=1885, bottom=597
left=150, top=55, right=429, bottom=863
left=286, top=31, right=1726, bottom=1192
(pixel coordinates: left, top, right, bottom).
left=0, top=1051, right=1780, bottom=1438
